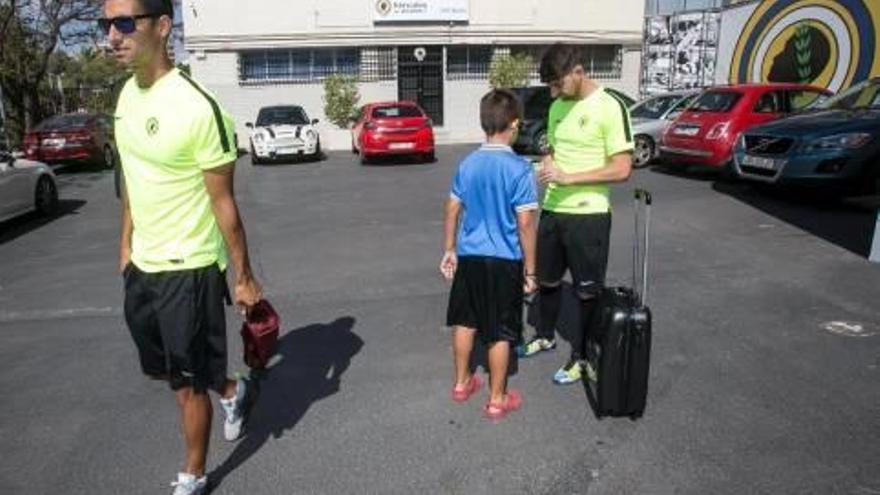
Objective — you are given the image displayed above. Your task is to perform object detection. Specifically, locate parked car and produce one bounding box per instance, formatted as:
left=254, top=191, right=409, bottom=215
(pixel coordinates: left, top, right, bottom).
left=630, top=90, right=701, bottom=168
left=23, top=112, right=117, bottom=169
left=732, top=77, right=880, bottom=193
left=659, top=83, right=832, bottom=174
left=511, top=86, right=636, bottom=154
left=0, top=150, right=58, bottom=223
left=246, top=105, right=321, bottom=165
left=351, top=101, right=435, bottom=164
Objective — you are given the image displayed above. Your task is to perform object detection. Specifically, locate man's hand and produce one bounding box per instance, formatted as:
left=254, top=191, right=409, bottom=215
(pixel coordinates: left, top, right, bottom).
left=524, top=275, right=538, bottom=295
left=234, top=276, right=263, bottom=315
left=439, top=250, right=458, bottom=281
left=119, top=247, right=131, bottom=273
left=538, top=155, right=568, bottom=185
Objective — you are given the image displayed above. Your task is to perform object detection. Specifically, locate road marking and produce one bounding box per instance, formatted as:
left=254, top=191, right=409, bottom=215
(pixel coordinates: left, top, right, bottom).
left=821, top=321, right=876, bottom=338
left=0, top=306, right=120, bottom=323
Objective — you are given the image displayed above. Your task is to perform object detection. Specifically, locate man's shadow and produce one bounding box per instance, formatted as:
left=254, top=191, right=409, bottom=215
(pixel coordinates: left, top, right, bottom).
left=208, top=316, right=362, bottom=490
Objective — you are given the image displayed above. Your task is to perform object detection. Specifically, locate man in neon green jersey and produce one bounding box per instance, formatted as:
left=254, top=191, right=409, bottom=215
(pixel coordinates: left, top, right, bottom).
left=103, top=1, right=262, bottom=493
left=517, top=44, right=634, bottom=386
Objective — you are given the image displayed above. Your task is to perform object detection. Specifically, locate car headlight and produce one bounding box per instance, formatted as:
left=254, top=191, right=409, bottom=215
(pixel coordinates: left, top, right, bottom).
left=803, top=133, right=872, bottom=152
left=252, top=133, right=264, bottom=143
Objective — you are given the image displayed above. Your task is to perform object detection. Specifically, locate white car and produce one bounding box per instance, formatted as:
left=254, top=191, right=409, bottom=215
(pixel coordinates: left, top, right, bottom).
left=246, top=105, right=321, bottom=164
left=0, top=151, right=58, bottom=223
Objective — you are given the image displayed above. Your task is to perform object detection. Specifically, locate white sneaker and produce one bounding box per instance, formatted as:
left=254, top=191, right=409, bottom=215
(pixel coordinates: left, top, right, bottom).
left=170, top=472, right=207, bottom=495
left=220, top=378, right=249, bottom=441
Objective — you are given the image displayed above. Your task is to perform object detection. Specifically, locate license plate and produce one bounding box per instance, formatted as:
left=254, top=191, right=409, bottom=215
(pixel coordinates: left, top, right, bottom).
left=673, top=126, right=699, bottom=137
left=42, top=138, right=65, bottom=147
left=742, top=154, right=783, bottom=170
left=389, top=142, right=415, bottom=150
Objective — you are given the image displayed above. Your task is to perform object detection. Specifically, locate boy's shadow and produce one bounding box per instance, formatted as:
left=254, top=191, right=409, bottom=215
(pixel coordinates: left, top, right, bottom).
left=208, top=316, right=363, bottom=491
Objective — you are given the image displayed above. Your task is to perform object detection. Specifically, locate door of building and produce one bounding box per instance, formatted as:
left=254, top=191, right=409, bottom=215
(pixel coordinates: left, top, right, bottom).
left=398, top=46, right=444, bottom=126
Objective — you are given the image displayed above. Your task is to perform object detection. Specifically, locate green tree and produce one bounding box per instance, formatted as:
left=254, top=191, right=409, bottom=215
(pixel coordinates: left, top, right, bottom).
left=489, top=53, right=533, bottom=89
left=322, top=74, right=360, bottom=129
left=0, top=1, right=102, bottom=146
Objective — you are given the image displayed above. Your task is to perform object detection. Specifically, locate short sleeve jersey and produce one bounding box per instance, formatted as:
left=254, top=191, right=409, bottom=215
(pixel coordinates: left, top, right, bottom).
left=543, top=87, right=634, bottom=214
left=115, top=68, right=237, bottom=273
left=450, top=144, right=539, bottom=260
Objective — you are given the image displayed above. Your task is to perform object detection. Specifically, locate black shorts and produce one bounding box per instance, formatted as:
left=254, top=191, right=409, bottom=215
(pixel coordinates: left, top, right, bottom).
left=446, top=256, right=524, bottom=344
left=123, top=263, right=230, bottom=393
left=537, top=211, right=612, bottom=298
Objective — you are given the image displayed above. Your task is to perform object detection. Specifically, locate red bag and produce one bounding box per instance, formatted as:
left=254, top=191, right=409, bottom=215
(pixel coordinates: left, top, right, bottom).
left=240, top=300, right=280, bottom=370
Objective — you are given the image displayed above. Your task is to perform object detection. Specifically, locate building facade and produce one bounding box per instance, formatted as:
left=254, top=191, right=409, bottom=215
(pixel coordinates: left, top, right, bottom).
left=184, top=0, right=645, bottom=148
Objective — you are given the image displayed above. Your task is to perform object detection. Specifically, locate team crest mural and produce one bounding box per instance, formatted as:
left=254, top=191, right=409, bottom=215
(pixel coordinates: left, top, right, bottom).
left=726, top=0, right=880, bottom=93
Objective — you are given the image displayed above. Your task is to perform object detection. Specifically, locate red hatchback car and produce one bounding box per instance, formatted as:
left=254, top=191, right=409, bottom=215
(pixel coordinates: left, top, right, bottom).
left=23, top=112, right=118, bottom=169
left=660, top=83, right=832, bottom=172
left=351, top=102, right=435, bottom=164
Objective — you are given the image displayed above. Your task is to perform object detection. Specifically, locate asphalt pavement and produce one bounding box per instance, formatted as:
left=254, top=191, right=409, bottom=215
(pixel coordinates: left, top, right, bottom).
left=1, top=145, right=878, bottom=494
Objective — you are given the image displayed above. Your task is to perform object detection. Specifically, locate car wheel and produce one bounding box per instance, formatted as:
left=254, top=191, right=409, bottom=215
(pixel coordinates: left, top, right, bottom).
left=361, top=154, right=372, bottom=165
left=533, top=129, right=549, bottom=155
left=719, top=160, right=738, bottom=181
left=35, top=176, right=58, bottom=216
left=633, top=136, right=654, bottom=169
left=250, top=145, right=262, bottom=166
left=423, top=151, right=435, bottom=163
left=103, top=145, right=117, bottom=170
left=313, top=139, right=322, bottom=161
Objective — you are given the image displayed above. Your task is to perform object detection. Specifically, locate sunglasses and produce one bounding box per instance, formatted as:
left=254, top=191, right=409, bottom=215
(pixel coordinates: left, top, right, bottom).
left=97, top=14, right=161, bottom=35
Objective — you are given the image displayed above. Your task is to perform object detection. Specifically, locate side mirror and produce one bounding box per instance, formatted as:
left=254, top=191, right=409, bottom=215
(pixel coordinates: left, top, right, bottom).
left=666, top=111, right=682, bottom=121
left=311, top=118, right=319, bottom=125
left=245, top=122, right=254, bottom=129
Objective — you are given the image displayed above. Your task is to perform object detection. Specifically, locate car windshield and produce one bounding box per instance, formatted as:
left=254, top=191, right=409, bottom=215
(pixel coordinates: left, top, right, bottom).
left=372, top=105, right=423, bottom=118
left=34, top=114, right=92, bottom=131
left=819, top=80, right=880, bottom=110
left=689, top=91, right=742, bottom=113
left=256, top=107, right=309, bottom=126
left=631, top=95, right=682, bottom=119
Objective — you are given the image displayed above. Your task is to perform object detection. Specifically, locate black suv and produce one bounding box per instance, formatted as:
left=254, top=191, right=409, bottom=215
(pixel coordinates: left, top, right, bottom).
left=510, top=86, right=635, bottom=155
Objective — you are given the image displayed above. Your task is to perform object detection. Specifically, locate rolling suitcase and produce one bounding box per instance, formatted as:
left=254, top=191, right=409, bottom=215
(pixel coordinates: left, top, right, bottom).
left=584, top=188, right=652, bottom=419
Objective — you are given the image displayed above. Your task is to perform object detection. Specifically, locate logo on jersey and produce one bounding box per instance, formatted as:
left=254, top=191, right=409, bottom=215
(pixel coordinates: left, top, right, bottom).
left=146, top=117, right=159, bottom=136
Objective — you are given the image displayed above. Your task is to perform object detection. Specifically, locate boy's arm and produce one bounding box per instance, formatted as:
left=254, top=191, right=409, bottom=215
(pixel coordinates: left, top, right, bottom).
left=440, top=197, right=462, bottom=280
left=516, top=208, right=538, bottom=291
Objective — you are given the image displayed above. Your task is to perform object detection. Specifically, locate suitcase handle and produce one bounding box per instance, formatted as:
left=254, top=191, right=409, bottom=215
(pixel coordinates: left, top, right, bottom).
left=632, top=188, right=651, bottom=306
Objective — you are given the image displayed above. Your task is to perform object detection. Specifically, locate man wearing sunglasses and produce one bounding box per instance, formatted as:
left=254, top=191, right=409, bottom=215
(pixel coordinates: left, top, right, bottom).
left=103, top=1, right=263, bottom=494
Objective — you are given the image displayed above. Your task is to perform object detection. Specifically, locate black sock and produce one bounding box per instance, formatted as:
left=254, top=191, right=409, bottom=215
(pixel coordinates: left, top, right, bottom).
left=537, top=285, right=562, bottom=341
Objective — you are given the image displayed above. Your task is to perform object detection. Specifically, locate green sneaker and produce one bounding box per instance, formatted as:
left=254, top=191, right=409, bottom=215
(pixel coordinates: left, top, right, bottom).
left=516, top=337, right=556, bottom=358
left=553, top=360, right=583, bottom=385
left=582, top=360, right=598, bottom=382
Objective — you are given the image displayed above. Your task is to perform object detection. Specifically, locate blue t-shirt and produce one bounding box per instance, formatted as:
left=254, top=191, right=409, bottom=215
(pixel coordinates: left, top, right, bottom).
left=450, top=144, right=539, bottom=260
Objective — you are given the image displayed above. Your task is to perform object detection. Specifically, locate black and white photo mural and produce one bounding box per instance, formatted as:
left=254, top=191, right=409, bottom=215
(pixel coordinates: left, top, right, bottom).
left=641, top=11, right=721, bottom=96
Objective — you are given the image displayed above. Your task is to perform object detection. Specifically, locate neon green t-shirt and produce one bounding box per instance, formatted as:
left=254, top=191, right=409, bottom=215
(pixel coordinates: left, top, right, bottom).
left=543, top=88, right=634, bottom=214
left=116, top=68, right=237, bottom=273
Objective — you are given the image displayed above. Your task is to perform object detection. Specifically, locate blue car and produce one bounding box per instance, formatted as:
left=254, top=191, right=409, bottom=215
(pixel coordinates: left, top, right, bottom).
left=733, top=77, right=880, bottom=194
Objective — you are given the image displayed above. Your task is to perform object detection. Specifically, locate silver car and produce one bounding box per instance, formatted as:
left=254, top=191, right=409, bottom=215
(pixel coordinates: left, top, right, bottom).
left=630, top=90, right=701, bottom=168
left=0, top=151, right=58, bottom=223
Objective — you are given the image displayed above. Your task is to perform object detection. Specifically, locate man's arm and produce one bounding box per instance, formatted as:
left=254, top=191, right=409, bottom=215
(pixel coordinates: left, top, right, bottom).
left=516, top=208, right=538, bottom=292
left=439, top=197, right=462, bottom=280
left=202, top=163, right=262, bottom=309
left=539, top=152, right=632, bottom=186
left=119, top=189, right=133, bottom=273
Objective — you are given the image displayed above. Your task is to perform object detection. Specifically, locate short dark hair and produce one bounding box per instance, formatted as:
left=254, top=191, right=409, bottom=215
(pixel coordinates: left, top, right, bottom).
left=135, top=0, right=174, bottom=17
left=480, top=89, right=523, bottom=136
left=539, top=43, right=585, bottom=83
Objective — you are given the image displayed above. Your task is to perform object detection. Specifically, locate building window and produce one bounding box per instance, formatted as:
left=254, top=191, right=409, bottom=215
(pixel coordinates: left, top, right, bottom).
left=239, top=48, right=361, bottom=84
left=446, top=46, right=493, bottom=80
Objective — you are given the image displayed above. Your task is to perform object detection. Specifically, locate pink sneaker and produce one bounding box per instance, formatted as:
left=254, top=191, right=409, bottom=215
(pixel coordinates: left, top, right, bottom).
left=451, top=374, right=483, bottom=402
left=483, top=389, right=523, bottom=420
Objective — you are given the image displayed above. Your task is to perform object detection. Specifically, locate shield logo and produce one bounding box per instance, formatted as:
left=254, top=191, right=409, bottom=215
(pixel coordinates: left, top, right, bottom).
left=376, top=0, right=392, bottom=16
left=146, top=117, right=159, bottom=136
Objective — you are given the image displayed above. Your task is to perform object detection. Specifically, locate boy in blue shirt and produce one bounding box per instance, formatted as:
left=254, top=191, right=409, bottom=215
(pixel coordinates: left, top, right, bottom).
left=440, top=89, right=539, bottom=420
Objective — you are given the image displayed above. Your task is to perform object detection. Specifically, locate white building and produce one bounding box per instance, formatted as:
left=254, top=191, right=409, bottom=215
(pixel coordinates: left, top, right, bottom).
left=184, top=0, right=645, bottom=149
